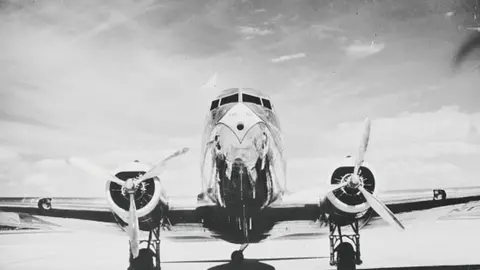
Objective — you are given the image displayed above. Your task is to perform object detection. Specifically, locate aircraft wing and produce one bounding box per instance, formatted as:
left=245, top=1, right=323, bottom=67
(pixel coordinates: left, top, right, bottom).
left=0, top=195, right=212, bottom=238
left=264, top=185, right=480, bottom=239
left=3, top=186, right=480, bottom=239
left=271, top=185, right=480, bottom=215
left=0, top=197, right=115, bottom=226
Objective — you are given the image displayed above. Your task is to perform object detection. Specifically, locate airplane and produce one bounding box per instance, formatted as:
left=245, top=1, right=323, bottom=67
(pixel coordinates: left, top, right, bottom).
left=2, top=87, right=480, bottom=270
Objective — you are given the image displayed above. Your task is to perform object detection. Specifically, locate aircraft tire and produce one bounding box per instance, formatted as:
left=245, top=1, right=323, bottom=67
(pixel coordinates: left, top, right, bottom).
left=231, top=250, right=244, bottom=264
left=336, top=242, right=356, bottom=270
left=128, top=248, right=155, bottom=270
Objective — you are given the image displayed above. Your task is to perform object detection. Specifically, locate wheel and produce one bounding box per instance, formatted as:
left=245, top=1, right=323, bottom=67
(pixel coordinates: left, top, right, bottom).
left=230, top=250, right=244, bottom=264
left=336, top=242, right=356, bottom=270
left=128, top=248, right=155, bottom=270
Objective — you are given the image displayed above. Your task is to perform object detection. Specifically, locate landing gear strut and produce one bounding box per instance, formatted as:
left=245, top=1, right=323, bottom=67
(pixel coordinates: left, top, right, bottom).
left=329, top=220, right=362, bottom=270
left=128, top=226, right=162, bottom=270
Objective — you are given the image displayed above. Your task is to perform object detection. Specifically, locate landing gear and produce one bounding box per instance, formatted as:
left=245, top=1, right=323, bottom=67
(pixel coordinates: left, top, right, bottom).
left=231, top=250, right=244, bottom=264
left=129, top=248, right=155, bottom=270
left=230, top=244, right=249, bottom=265
left=128, top=226, right=162, bottom=270
left=329, top=220, right=362, bottom=270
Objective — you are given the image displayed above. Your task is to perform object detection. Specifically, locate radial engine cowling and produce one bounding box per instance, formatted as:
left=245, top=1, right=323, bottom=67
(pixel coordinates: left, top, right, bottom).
left=325, top=158, right=376, bottom=227
left=106, top=162, right=168, bottom=231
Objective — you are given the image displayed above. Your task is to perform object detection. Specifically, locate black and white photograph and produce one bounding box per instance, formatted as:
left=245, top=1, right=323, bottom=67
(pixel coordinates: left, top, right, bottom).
left=1, top=0, right=480, bottom=269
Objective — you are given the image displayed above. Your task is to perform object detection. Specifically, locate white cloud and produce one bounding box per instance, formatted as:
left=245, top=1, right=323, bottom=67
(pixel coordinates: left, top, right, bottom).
left=1, top=0, right=480, bottom=199
left=374, top=160, right=470, bottom=191
left=271, top=53, right=306, bottom=63
left=0, top=146, right=20, bottom=162
left=285, top=106, right=480, bottom=192
left=444, top=11, right=455, bottom=17
left=286, top=156, right=346, bottom=191
left=269, top=14, right=283, bottom=22
left=310, top=24, right=344, bottom=40
left=373, top=142, right=480, bottom=159
left=23, top=173, right=52, bottom=186
left=34, top=159, right=68, bottom=169
left=253, top=9, right=266, bottom=13
left=345, top=41, right=385, bottom=59
left=237, top=26, right=273, bottom=36
left=323, top=106, right=479, bottom=150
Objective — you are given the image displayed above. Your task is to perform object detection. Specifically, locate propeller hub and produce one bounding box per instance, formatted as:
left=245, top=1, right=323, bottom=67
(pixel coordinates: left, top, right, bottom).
left=346, top=173, right=362, bottom=189
left=125, top=179, right=136, bottom=193
left=351, top=174, right=360, bottom=185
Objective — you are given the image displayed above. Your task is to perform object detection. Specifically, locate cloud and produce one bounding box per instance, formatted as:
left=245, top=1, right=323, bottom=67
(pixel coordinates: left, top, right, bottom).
left=375, top=160, right=470, bottom=191
left=284, top=105, right=480, bottom=192
left=269, top=14, right=283, bottom=22
left=310, top=24, right=344, bottom=40
left=271, top=53, right=306, bottom=63
left=374, top=142, right=480, bottom=159
left=313, top=107, right=480, bottom=162
left=325, top=106, right=479, bottom=149
left=0, top=146, right=20, bottom=163
left=237, top=26, right=274, bottom=36
left=1, top=0, right=480, bottom=198
left=34, top=159, right=68, bottom=169
left=445, top=11, right=455, bottom=17
left=344, top=41, right=385, bottom=59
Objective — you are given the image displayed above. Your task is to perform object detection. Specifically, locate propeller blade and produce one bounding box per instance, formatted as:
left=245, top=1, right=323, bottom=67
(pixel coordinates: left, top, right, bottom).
left=328, top=182, right=348, bottom=193
left=69, top=157, right=125, bottom=186
left=358, top=186, right=405, bottom=231
left=128, top=192, right=140, bottom=258
left=352, top=118, right=371, bottom=182
left=135, top=147, right=190, bottom=185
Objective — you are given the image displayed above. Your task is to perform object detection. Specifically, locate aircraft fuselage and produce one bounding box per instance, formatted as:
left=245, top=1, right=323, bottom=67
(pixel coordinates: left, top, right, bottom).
left=199, top=88, right=287, bottom=243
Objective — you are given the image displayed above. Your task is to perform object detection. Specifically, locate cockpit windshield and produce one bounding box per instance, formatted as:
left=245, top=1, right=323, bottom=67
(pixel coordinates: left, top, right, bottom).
left=220, top=94, right=239, bottom=105
left=242, top=93, right=262, bottom=105
left=261, top=98, right=272, bottom=109
left=210, top=99, right=220, bottom=110
left=210, top=91, right=273, bottom=111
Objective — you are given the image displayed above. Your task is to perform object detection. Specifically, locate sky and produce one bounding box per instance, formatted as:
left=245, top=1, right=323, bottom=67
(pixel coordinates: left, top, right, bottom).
left=1, top=0, right=480, bottom=197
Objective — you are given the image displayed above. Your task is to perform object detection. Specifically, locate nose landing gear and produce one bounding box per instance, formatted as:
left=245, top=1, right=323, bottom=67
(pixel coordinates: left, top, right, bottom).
left=230, top=244, right=249, bottom=264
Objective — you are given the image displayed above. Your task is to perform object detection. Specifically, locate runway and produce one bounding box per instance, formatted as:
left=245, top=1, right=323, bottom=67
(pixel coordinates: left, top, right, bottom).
left=1, top=215, right=480, bottom=270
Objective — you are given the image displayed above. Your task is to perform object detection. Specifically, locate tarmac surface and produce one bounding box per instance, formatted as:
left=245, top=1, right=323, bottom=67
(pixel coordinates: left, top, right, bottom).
left=1, top=215, right=480, bottom=270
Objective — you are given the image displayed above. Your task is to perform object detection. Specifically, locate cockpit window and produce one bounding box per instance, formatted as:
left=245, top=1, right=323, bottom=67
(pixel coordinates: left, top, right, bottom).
left=220, top=94, right=239, bottom=105
left=242, top=93, right=262, bottom=105
left=262, top=98, right=272, bottom=110
left=210, top=99, right=219, bottom=110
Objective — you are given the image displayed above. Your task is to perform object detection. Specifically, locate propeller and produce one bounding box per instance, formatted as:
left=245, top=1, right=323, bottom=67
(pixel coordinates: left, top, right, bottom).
left=329, top=118, right=405, bottom=231
left=68, top=147, right=190, bottom=258
left=128, top=191, right=140, bottom=258
left=351, top=118, right=371, bottom=185
left=134, top=147, right=190, bottom=185
left=358, top=186, right=404, bottom=230
left=68, top=157, right=125, bottom=186
left=327, top=182, right=348, bottom=193
left=328, top=118, right=371, bottom=193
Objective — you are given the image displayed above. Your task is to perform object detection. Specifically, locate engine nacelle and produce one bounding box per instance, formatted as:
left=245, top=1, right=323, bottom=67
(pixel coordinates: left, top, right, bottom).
left=324, top=157, right=376, bottom=227
left=105, top=161, right=168, bottom=231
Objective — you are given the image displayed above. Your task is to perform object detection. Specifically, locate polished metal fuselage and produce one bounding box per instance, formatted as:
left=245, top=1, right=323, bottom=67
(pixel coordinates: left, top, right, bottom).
left=200, top=88, right=286, bottom=212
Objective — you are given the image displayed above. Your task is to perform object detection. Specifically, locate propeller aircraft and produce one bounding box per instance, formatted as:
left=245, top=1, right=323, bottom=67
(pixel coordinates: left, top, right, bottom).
left=2, top=87, right=480, bottom=270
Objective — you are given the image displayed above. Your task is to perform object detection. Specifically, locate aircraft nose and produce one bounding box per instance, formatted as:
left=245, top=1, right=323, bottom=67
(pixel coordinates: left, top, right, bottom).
left=218, top=103, right=263, bottom=143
